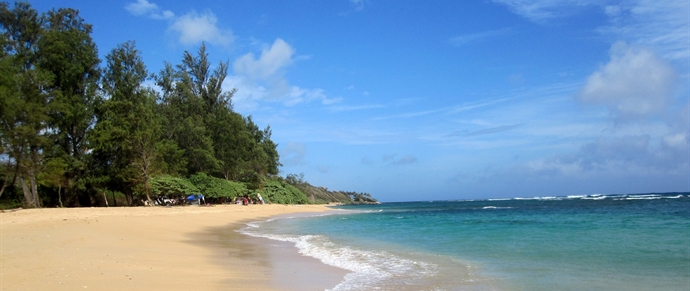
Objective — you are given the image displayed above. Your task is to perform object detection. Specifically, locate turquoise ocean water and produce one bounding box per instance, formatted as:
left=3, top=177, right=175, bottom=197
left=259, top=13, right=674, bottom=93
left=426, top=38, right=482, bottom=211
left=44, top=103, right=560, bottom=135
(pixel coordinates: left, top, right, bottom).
left=239, top=193, right=690, bottom=291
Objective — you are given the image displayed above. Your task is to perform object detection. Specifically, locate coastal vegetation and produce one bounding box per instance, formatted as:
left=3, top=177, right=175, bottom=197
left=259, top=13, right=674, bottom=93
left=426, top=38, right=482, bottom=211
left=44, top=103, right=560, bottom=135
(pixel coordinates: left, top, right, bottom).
left=0, top=2, right=375, bottom=209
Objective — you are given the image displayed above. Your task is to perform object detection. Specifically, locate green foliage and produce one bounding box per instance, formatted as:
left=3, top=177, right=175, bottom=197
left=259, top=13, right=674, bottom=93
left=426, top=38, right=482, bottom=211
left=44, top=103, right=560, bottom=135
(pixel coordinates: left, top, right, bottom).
left=345, top=191, right=378, bottom=203
left=155, top=45, right=223, bottom=175
left=284, top=173, right=369, bottom=204
left=0, top=197, right=22, bottom=210
left=188, top=172, right=246, bottom=199
left=148, top=175, right=198, bottom=197
left=40, top=6, right=101, bottom=206
left=154, top=139, right=186, bottom=175
left=1, top=2, right=56, bottom=207
left=103, top=190, right=127, bottom=207
left=261, top=178, right=309, bottom=204
left=225, top=180, right=248, bottom=199
left=155, top=45, right=279, bottom=185
left=90, top=40, right=159, bottom=204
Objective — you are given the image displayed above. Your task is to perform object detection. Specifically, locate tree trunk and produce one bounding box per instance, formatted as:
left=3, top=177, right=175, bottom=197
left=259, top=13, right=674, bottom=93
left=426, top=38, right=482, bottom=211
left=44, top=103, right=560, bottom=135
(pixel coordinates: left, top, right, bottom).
left=19, top=177, right=36, bottom=208
left=58, top=185, right=63, bottom=208
left=144, top=183, right=152, bottom=204
left=0, top=179, right=8, bottom=198
left=0, top=167, right=16, bottom=198
left=103, top=190, right=109, bottom=207
left=29, top=171, right=40, bottom=207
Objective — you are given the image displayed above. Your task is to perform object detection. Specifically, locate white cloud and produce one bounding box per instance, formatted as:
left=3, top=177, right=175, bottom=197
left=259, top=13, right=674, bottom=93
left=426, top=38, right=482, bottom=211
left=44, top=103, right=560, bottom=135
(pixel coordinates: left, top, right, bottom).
left=287, top=87, right=342, bottom=106
left=663, top=133, right=687, bottom=150
left=169, top=10, right=233, bottom=46
left=152, top=10, right=175, bottom=20
left=125, top=0, right=173, bottom=19
left=126, top=1, right=232, bottom=45
left=230, top=39, right=340, bottom=108
left=234, top=39, right=295, bottom=80
left=578, top=42, right=677, bottom=120
left=125, top=0, right=158, bottom=16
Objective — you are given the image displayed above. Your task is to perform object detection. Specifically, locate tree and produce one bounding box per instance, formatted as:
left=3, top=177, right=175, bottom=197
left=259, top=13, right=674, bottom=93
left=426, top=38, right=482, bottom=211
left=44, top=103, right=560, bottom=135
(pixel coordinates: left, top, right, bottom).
left=39, top=6, right=100, bottom=206
left=209, top=110, right=250, bottom=180
left=130, top=89, right=161, bottom=203
left=92, top=41, right=159, bottom=204
left=0, top=2, right=52, bottom=207
left=155, top=44, right=235, bottom=176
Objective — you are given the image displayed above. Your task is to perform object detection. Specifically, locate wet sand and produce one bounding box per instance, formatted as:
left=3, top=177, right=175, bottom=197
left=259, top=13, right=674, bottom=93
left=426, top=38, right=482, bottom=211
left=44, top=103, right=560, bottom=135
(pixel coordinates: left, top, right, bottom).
left=0, top=204, right=347, bottom=291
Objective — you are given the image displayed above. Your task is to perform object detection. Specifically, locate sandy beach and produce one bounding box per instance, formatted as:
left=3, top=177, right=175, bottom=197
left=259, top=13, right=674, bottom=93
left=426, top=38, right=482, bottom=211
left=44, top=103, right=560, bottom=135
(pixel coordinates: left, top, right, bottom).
left=0, top=204, right=347, bottom=291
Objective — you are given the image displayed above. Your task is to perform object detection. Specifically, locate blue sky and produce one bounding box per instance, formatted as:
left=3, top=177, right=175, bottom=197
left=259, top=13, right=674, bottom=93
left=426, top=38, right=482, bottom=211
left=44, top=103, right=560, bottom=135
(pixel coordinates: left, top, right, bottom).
left=28, top=0, right=689, bottom=201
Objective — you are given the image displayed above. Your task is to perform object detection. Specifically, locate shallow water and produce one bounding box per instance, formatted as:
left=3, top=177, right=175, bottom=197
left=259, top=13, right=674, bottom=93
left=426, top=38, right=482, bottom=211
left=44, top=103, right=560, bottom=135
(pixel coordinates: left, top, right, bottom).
left=239, top=193, right=690, bottom=291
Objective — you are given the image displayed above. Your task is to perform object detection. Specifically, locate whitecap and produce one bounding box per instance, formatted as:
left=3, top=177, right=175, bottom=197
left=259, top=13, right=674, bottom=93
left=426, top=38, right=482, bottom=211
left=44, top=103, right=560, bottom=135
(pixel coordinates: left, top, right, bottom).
left=664, top=195, right=683, bottom=199
left=483, top=206, right=512, bottom=210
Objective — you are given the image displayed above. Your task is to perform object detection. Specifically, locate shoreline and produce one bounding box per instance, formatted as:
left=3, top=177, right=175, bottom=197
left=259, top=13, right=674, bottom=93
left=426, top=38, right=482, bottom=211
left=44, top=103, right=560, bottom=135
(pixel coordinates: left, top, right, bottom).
left=0, top=204, right=346, bottom=291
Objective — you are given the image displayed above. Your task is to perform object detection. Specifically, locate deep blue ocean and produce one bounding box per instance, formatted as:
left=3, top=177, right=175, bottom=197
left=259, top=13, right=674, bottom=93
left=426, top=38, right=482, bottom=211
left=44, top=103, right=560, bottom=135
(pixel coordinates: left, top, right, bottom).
left=239, top=193, right=690, bottom=291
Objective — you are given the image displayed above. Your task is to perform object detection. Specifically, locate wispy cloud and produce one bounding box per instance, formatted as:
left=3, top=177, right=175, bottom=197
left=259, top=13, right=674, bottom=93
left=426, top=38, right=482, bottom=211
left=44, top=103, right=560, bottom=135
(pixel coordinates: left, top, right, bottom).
left=372, top=109, right=446, bottom=121
left=450, top=124, right=524, bottom=137
left=280, top=142, right=307, bottom=166
left=340, top=0, right=367, bottom=16
left=350, top=0, right=365, bottom=11
left=328, top=104, right=386, bottom=112
left=449, top=28, right=513, bottom=46
left=523, top=133, right=689, bottom=177
left=493, top=0, right=690, bottom=63
left=598, top=0, right=690, bottom=61
left=490, top=0, right=591, bottom=23
left=383, top=154, right=418, bottom=166
left=448, top=98, right=510, bottom=114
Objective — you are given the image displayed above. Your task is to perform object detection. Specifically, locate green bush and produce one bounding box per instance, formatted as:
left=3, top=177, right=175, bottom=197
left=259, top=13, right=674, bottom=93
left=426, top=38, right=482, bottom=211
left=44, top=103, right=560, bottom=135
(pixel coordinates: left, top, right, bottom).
left=226, top=180, right=248, bottom=199
left=260, top=178, right=309, bottom=204
left=149, top=175, right=199, bottom=197
left=189, top=173, right=246, bottom=199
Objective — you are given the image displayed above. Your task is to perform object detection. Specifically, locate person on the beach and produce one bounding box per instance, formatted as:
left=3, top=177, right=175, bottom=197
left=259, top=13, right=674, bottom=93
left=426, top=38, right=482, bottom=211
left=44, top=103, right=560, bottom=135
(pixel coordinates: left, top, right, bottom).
left=257, top=193, right=264, bottom=204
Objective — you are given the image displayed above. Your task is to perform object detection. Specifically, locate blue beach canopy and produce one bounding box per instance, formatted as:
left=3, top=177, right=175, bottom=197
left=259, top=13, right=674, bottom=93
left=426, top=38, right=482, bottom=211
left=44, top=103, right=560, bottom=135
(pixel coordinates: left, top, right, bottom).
left=186, top=194, right=204, bottom=200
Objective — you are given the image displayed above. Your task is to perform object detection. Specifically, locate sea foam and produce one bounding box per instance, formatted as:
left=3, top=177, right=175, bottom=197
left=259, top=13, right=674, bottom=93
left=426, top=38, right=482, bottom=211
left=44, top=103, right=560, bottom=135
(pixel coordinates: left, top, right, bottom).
left=238, top=219, right=438, bottom=291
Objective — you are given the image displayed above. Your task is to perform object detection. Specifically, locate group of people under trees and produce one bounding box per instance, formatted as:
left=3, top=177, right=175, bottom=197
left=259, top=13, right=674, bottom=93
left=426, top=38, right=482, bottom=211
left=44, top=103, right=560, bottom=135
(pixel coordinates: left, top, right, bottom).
left=235, top=193, right=265, bottom=205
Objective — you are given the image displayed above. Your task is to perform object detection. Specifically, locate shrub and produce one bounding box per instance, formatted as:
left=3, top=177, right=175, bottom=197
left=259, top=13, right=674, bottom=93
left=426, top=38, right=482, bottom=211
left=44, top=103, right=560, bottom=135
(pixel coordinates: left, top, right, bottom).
left=149, top=175, right=199, bottom=197
left=189, top=172, right=246, bottom=199
left=260, top=178, right=309, bottom=204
